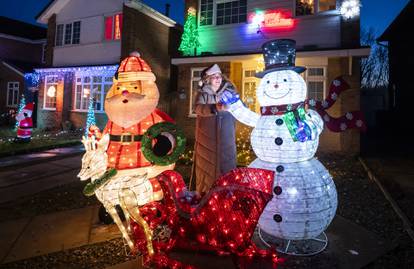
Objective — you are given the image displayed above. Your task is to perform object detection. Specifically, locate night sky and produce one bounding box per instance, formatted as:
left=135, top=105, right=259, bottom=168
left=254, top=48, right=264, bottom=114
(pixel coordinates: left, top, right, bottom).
left=0, top=0, right=410, bottom=37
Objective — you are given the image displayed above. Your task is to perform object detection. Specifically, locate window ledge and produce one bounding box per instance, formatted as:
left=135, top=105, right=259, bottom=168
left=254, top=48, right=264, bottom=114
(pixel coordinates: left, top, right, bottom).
left=70, top=110, right=106, bottom=114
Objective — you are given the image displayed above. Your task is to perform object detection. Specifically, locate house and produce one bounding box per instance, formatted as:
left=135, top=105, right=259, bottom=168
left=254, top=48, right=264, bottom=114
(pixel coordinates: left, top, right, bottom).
left=33, top=0, right=181, bottom=130
left=171, top=0, right=370, bottom=153
left=0, top=16, right=46, bottom=123
left=377, top=0, right=413, bottom=139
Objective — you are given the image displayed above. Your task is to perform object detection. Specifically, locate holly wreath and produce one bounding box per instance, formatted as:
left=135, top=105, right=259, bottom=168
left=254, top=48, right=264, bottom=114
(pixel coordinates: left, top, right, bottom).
left=141, top=122, right=186, bottom=166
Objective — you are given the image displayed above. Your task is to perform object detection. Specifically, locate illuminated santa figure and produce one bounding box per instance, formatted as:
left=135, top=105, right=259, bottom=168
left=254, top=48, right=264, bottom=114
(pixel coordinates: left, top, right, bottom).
left=78, top=52, right=186, bottom=249
left=16, top=103, right=34, bottom=142
left=222, top=39, right=337, bottom=254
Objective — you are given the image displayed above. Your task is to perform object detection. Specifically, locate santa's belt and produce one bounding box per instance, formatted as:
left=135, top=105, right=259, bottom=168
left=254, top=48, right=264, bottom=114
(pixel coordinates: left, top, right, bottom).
left=110, top=134, right=142, bottom=143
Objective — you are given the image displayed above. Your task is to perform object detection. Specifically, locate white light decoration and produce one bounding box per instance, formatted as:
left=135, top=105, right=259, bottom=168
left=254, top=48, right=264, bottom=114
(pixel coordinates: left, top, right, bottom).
left=228, top=69, right=337, bottom=246
left=47, top=85, right=56, bottom=97
left=78, top=134, right=167, bottom=249
left=340, top=0, right=361, bottom=20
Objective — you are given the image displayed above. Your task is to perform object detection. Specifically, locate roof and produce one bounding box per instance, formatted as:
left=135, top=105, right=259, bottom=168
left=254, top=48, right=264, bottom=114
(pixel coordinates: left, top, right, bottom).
left=36, top=0, right=176, bottom=27
left=378, top=0, right=413, bottom=41
left=0, top=16, right=46, bottom=40
left=1, top=59, right=47, bottom=76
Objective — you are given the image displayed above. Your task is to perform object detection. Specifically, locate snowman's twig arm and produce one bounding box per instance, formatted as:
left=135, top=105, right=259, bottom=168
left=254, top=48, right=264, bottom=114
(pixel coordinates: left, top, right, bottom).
left=228, top=100, right=260, bottom=127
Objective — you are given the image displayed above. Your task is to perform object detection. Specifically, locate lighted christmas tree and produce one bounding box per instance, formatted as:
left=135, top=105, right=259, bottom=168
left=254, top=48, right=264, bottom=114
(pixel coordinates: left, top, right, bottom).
left=179, top=7, right=200, bottom=56
left=15, top=94, right=26, bottom=129
left=85, top=94, right=96, bottom=137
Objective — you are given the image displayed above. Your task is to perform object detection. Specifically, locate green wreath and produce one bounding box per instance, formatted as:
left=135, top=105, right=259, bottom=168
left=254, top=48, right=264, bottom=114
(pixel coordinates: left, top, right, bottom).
left=142, top=122, right=186, bottom=166
left=83, top=168, right=117, bottom=197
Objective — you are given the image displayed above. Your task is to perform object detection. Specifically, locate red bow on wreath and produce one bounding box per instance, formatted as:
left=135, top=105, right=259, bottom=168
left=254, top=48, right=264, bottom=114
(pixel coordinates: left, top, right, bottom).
left=305, top=76, right=367, bottom=132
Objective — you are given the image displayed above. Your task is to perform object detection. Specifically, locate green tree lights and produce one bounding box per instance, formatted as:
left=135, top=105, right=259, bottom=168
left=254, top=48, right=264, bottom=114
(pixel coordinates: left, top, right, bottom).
left=179, top=7, right=200, bottom=56
left=85, top=94, right=96, bottom=137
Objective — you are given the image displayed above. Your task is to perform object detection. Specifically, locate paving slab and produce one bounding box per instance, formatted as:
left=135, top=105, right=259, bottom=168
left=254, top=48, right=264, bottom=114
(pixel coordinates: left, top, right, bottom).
left=106, top=215, right=390, bottom=269
left=88, top=206, right=122, bottom=244
left=3, top=206, right=94, bottom=263
left=0, top=218, right=31, bottom=263
left=105, top=258, right=143, bottom=269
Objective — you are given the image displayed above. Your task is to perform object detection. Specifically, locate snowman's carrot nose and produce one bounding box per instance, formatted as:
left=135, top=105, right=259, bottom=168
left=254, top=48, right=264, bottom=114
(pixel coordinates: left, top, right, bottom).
left=122, top=90, right=129, bottom=96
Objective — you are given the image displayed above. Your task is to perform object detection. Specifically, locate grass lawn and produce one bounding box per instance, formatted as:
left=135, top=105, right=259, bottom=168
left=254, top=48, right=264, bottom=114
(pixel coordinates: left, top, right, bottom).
left=0, top=127, right=82, bottom=157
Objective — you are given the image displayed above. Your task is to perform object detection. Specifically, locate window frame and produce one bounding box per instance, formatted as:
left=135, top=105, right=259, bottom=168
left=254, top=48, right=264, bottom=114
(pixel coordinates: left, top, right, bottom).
left=43, top=75, right=58, bottom=110
left=73, top=74, right=113, bottom=113
left=198, top=0, right=247, bottom=27
left=55, top=21, right=81, bottom=47
left=104, top=13, right=123, bottom=41
left=304, top=66, right=327, bottom=101
left=6, top=82, right=19, bottom=107
left=242, top=69, right=260, bottom=113
left=189, top=67, right=207, bottom=117
left=294, top=0, right=337, bottom=17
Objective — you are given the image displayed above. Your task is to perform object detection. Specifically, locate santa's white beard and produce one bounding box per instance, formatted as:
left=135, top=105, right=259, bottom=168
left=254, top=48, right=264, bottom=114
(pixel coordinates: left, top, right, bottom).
left=105, top=93, right=158, bottom=128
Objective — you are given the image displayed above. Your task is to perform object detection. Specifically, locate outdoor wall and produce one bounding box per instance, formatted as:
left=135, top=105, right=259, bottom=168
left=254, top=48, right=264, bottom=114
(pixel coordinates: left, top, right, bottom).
left=52, top=0, right=123, bottom=66
left=0, top=64, right=24, bottom=114
left=122, top=5, right=180, bottom=111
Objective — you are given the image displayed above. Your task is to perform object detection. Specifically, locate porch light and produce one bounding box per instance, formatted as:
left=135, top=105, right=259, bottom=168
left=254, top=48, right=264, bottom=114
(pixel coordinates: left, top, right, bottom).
left=340, top=0, right=360, bottom=19
left=47, top=85, right=56, bottom=97
left=83, top=88, right=90, bottom=97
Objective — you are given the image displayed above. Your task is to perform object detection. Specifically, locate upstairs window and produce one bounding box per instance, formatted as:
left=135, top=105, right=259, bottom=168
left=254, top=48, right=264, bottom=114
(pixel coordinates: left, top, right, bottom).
left=296, top=0, right=336, bottom=16
left=318, top=0, right=336, bottom=12
left=296, top=0, right=315, bottom=16
left=216, top=0, right=247, bottom=25
left=105, top=14, right=123, bottom=41
left=200, top=0, right=213, bottom=26
left=56, top=21, right=81, bottom=46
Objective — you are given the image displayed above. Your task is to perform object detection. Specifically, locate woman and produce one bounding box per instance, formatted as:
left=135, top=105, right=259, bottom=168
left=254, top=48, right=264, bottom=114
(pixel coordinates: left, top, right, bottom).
left=193, top=64, right=238, bottom=194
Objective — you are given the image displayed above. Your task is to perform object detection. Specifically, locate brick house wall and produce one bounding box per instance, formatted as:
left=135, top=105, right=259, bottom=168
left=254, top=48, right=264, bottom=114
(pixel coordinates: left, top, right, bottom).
left=45, top=14, right=56, bottom=67
left=0, top=37, right=44, bottom=64
left=122, top=5, right=182, bottom=113
left=0, top=64, right=25, bottom=115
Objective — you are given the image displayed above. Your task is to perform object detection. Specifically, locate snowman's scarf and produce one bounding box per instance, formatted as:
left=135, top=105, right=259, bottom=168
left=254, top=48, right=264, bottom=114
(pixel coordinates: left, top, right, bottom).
left=260, top=76, right=367, bottom=134
left=304, top=76, right=367, bottom=132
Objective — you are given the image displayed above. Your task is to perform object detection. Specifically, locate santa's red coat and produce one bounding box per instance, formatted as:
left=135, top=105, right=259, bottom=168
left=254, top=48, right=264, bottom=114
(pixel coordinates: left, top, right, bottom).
left=103, top=109, right=174, bottom=170
left=17, top=117, right=33, bottom=138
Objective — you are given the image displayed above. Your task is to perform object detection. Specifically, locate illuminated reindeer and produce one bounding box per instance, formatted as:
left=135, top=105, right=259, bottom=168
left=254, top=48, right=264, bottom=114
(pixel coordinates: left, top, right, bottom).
left=78, top=135, right=156, bottom=249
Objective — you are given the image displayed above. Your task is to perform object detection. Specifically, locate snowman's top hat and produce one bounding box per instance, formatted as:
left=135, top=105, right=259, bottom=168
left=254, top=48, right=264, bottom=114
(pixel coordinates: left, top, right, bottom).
left=256, top=39, right=306, bottom=78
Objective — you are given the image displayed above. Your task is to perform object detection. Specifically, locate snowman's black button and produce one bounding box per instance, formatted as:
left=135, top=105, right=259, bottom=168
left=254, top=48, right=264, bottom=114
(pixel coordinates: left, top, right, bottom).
left=276, top=119, right=284, bottom=126
left=273, top=214, right=282, bottom=223
left=275, top=137, right=283, bottom=145
left=276, top=165, right=284, bottom=173
left=273, top=186, right=282, bottom=195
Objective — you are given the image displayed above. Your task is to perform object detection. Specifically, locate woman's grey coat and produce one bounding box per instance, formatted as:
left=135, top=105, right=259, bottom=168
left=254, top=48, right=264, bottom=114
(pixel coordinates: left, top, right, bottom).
left=194, top=82, right=237, bottom=193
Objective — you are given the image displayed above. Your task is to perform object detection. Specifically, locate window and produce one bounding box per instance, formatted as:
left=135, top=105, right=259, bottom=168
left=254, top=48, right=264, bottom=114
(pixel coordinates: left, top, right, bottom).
left=74, top=75, right=113, bottom=112
left=318, top=0, right=336, bottom=12
left=105, top=14, right=123, bottom=40
left=200, top=0, right=214, bottom=26
left=7, top=82, right=19, bottom=107
left=296, top=0, right=336, bottom=16
left=55, top=21, right=81, bottom=46
left=305, top=67, right=326, bottom=101
left=296, top=0, right=315, bottom=16
left=44, top=75, right=58, bottom=109
left=242, top=69, right=259, bottom=112
left=216, top=0, right=247, bottom=25
left=189, top=68, right=206, bottom=116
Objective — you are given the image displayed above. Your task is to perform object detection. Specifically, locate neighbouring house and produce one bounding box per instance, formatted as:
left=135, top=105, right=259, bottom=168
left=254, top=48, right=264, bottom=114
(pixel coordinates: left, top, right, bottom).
left=171, top=0, right=370, bottom=153
left=377, top=0, right=413, bottom=139
left=0, top=16, right=46, bottom=124
left=33, top=0, right=181, bottom=130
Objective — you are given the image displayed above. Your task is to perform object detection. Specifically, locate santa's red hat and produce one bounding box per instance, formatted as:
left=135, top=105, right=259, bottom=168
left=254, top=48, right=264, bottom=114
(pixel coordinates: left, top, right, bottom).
left=116, top=51, right=155, bottom=82
left=22, top=103, right=34, bottom=113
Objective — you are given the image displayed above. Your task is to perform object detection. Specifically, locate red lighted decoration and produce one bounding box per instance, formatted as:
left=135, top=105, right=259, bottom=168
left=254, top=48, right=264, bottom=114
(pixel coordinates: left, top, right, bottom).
left=129, top=168, right=282, bottom=268
left=105, top=13, right=123, bottom=40
left=263, top=11, right=294, bottom=28
left=249, top=10, right=295, bottom=32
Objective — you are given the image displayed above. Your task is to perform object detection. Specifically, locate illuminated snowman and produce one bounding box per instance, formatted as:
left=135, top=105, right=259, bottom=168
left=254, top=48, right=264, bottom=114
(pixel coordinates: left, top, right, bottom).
left=225, top=39, right=337, bottom=253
